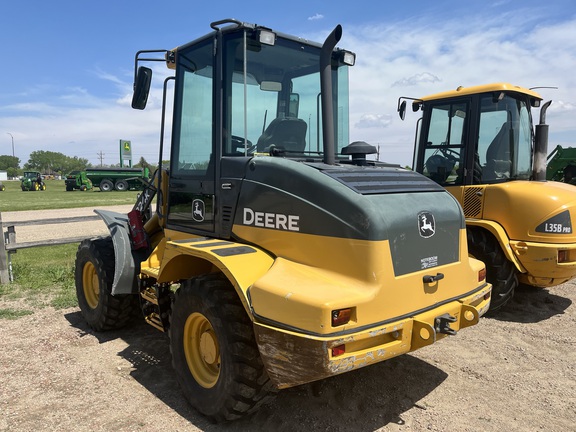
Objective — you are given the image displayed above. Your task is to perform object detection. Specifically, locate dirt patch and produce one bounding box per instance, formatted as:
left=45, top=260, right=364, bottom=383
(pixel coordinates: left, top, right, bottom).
left=0, top=282, right=574, bottom=431
left=1, top=207, right=575, bottom=431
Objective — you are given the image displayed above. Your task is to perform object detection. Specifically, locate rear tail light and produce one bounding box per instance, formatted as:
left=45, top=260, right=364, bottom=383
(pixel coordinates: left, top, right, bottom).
left=478, top=267, right=486, bottom=282
left=331, top=308, right=352, bottom=327
left=558, top=250, right=569, bottom=263
left=331, top=345, right=346, bottom=357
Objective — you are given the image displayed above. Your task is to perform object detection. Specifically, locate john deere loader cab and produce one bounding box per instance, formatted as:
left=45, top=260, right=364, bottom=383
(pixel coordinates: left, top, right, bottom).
left=75, top=20, right=492, bottom=422
left=152, top=20, right=355, bottom=237
left=401, top=83, right=576, bottom=311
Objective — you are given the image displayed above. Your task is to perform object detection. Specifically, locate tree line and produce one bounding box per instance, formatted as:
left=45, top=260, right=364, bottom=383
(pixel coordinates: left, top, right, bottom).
left=0, top=151, right=156, bottom=178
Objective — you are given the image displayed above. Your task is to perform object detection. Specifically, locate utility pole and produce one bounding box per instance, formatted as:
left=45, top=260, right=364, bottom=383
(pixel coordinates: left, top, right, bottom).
left=6, top=133, right=14, bottom=157
left=97, top=151, right=105, bottom=166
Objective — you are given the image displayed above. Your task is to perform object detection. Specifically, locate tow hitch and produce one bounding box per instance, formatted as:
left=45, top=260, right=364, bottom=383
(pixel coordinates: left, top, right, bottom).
left=435, top=314, right=457, bottom=335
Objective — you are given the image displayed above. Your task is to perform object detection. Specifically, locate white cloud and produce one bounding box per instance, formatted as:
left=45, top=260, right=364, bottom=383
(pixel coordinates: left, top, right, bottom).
left=392, top=73, right=441, bottom=87
left=93, top=68, right=126, bottom=87
left=0, top=85, right=168, bottom=166
left=308, top=14, right=324, bottom=21
left=355, top=114, right=392, bottom=129
left=0, top=60, right=174, bottom=165
left=553, top=100, right=576, bottom=112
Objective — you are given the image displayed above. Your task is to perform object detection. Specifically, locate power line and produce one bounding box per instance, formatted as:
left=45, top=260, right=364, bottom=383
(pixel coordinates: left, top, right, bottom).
left=96, top=151, right=105, bottom=166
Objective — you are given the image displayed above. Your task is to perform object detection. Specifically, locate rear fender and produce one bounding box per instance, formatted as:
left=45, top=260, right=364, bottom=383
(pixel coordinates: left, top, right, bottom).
left=466, top=219, right=526, bottom=273
left=158, top=239, right=275, bottom=316
left=94, top=209, right=140, bottom=295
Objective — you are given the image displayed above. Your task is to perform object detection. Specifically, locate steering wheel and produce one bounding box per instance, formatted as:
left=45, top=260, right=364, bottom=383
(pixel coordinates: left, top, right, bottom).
left=439, top=147, right=459, bottom=163
left=426, top=153, right=456, bottom=184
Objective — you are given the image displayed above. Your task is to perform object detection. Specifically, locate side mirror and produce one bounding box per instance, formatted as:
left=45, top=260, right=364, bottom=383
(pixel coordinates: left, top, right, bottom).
left=289, top=93, right=300, bottom=117
left=131, top=66, right=153, bottom=110
left=398, top=100, right=406, bottom=120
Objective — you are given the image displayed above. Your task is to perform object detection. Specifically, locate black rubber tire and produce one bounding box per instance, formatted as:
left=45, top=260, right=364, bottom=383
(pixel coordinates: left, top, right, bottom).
left=169, top=274, right=276, bottom=422
left=467, top=227, right=517, bottom=312
left=115, top=180, right=129, bottom=191
left=74, top=237, right=135, bottom=331
left=99, top=179, right=114, bottom=192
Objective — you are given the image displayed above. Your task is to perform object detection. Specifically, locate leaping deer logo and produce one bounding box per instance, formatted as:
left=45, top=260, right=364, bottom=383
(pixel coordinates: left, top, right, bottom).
left=418, top=212, right=435, bottom=238
left=192, top=199, right=205, bottom=222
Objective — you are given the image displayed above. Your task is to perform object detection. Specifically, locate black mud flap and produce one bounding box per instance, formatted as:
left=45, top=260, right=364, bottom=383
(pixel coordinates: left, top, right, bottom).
left=94, top=209, right=139, bottom=295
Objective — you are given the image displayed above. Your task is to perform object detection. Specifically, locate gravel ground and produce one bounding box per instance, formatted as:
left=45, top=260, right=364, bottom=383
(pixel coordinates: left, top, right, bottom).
left=1, top=205, right=133, bottom=244
left=0, top=207, right=575, bottom=431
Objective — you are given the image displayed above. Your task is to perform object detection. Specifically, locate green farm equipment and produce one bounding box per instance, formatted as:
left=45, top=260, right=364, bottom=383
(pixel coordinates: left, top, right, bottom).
left=546, top=145, right=576, bottom=184
left=65, top=167, right=150, bottom=192
left=20, top=171, right=46, bottom=191
left=65, top=171, right=93, bottom=191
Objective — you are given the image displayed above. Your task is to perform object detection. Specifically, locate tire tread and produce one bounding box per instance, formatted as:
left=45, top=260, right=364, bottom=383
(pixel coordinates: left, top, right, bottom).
left=75, top=237, right=135, bottom=331
left=467, top=228, right=517, bottom=312
left=169, top=273, right=276, bottom=422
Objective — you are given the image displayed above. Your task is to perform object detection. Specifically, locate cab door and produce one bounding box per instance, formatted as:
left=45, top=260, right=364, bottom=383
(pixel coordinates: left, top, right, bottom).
left=416, top=99, right=474, bottom=208
left=167, top=38, right=217, bottom=235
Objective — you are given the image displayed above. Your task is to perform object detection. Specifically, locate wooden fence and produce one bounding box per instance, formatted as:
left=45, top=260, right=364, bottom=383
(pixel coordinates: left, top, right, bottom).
left=0, top=212, right=99, bottom=284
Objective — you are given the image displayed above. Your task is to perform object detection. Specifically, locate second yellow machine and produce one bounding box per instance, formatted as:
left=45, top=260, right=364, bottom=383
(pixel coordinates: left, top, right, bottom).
left=400, top=83, right=576, bottom=311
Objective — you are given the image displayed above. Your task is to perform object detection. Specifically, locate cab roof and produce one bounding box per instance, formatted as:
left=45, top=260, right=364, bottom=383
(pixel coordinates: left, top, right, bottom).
left=420, top=82, right=543, bottom=101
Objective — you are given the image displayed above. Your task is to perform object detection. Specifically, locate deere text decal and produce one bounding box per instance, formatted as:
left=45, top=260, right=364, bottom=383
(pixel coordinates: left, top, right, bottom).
left=243, top=208, right=300, bottom=231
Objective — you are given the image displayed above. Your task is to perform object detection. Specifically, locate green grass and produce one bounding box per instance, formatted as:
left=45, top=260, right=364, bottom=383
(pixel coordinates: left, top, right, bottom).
left=0, top=244, right=79, bottom=313
left=0, top=308, right=34, bottom=319
left=0, top=179, right=140, bottom=211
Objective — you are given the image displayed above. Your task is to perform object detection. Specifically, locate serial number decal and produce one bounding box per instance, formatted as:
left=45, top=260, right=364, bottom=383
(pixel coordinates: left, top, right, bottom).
left=242, top=208, right=300, bottom=232
left=535, top=210, right=572, bottom=234
left=421, top=256, right=438, bottom=269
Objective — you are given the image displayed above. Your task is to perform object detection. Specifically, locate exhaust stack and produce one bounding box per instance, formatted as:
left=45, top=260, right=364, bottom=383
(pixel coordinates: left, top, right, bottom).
left=533, top=100, right=552, bottom=181
left=320, top=25, right=342, bottom=165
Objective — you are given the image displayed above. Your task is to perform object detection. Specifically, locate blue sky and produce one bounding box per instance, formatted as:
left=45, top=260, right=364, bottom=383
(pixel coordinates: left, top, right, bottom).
left=1, top=0, right=576, bottom=167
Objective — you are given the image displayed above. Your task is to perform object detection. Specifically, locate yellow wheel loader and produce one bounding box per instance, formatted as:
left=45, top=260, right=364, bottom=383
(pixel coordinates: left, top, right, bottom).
left=400, top=83, right=576, bottom=312
left=75, top=20, right=491, bottom=422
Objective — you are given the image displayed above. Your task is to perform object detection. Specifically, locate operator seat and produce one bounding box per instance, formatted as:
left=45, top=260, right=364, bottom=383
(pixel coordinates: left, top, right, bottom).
left=483, top=122, right=511, bottom=181
left=256, top=117, right=307, bottom=153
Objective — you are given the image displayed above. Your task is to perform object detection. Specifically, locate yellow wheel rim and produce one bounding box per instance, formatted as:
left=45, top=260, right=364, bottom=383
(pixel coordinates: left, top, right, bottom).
left=82, top=261, right=100, bottom=309
left=183, top=312, right=220, bottom=388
